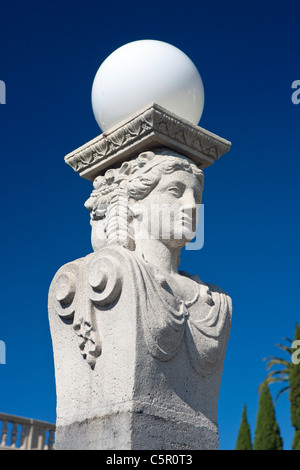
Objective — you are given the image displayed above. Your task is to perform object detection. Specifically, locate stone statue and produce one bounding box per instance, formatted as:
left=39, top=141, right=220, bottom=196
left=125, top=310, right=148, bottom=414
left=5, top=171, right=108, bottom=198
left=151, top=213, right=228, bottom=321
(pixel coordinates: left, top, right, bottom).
left=49, top=146, right=232, bottom=449
left=84, top=148, right=231, bottom=370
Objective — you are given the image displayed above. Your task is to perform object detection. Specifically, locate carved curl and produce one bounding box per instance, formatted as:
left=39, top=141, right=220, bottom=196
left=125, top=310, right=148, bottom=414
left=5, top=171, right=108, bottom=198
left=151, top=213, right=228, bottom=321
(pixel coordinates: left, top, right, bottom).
left=50, top=260, right=102, bottom=369
left=88, top=254, right=123, bottom=307
left=52, top=265, right=78, bottom=320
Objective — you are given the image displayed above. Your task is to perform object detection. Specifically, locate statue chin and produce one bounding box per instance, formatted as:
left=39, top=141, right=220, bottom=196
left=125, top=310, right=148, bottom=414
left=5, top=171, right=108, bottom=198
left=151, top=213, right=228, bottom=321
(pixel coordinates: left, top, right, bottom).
left=90, top=212, right=198, bottom=253
left=173, top=224, right=197, bottom=246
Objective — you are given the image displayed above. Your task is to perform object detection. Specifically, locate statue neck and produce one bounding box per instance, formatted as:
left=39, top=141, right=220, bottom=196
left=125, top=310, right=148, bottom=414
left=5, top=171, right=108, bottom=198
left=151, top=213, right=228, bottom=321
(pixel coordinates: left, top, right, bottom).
left=134, top=239, right=181, bottom=275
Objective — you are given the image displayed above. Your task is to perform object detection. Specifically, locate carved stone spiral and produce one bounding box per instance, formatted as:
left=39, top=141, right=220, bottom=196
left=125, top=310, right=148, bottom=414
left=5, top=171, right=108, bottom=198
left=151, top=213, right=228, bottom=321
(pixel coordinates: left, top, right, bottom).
left=53, top=268, right=77, bottom=319
left=88, top=255, right=123, bottom=307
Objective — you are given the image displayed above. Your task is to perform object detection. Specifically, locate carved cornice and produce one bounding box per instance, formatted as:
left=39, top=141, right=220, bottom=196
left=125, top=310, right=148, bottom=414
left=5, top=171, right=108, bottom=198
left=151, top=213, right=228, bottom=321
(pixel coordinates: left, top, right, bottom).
left=64, top=103, right=231, bottom=181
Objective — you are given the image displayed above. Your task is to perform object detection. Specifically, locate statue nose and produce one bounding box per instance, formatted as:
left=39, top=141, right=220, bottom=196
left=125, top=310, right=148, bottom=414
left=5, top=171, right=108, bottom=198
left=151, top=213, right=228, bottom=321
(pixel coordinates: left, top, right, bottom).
left=181, top=189, right=197, bottom=209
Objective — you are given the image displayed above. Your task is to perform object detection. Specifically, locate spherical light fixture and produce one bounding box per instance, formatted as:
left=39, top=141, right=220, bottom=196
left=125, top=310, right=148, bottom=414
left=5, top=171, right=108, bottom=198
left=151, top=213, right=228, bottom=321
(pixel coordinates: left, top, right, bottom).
left=91, top=40, right=204, bottom=132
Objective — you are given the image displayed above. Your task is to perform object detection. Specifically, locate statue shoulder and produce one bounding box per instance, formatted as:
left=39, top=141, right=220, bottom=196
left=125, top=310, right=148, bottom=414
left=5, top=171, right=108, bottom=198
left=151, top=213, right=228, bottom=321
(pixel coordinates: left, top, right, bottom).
left=204, top=281, right=231, bottom=297
left=205, top=281, right=233, bottom=316
left=180, top=271, right=232, bottom=313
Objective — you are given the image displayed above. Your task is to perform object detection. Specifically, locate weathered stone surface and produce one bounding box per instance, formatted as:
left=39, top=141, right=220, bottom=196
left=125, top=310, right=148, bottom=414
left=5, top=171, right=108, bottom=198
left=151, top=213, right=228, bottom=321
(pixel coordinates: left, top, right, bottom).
left=49, top=126, right=232, bottom=450
left=49, top=245, right=231, bottom=450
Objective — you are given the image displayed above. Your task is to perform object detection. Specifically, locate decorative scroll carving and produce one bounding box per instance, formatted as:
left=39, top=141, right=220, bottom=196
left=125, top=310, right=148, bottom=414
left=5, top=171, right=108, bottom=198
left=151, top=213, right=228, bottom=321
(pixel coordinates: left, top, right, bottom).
left=50, top=245, right=231, bottom=376
left=50, top=245, right=231, bottom=375
left=52, top=265, right=78, bottom=320
left=88, top=254, right=123, bottom=307
left=50, top=260, right=100, bottom=368
left=50, top=252, right=123, bottom=368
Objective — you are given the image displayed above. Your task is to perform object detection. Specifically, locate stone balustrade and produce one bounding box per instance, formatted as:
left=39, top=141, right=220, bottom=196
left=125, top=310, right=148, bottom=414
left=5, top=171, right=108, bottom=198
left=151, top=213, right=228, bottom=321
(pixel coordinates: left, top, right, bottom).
left=0, top=413, right=55, bottom=450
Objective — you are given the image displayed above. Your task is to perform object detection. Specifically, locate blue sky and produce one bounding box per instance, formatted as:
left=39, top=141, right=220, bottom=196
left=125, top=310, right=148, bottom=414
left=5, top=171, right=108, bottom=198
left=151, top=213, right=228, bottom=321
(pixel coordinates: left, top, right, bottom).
left=0, top=0, right=299, bottom=450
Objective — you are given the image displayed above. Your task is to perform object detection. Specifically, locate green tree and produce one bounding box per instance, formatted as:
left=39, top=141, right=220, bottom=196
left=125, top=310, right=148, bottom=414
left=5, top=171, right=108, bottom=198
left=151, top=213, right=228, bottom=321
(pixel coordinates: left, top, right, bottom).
left=259, top=324, right=300, bottom=449
left=254, top=382, right=283, bottom=450
left=259, top=336, right=293, bottom=401
left=235, top=405, right=252, bottom=450
left=290, top=324, right=300, bottom=450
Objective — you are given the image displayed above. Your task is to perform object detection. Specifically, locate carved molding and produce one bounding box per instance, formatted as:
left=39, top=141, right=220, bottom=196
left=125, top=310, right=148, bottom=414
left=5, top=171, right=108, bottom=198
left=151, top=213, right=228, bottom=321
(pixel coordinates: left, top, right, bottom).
left=64, top=103, right=231, bottom=181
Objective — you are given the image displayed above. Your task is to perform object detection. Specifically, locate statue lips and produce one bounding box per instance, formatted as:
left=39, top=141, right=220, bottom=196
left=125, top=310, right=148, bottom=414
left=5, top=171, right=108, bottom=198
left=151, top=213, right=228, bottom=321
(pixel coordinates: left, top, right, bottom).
left=177, top=209, right=197, bottom=238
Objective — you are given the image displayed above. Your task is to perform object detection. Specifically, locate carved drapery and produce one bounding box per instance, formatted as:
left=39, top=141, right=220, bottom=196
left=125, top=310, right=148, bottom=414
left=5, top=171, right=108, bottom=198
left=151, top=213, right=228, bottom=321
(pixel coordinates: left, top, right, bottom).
left=50, top=246, right=231, bottom=376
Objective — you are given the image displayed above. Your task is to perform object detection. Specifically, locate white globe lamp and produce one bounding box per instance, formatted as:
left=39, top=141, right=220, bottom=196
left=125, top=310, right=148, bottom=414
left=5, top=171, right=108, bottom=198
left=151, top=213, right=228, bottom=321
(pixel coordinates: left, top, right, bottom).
left=91, top=40, right=204, bottom=132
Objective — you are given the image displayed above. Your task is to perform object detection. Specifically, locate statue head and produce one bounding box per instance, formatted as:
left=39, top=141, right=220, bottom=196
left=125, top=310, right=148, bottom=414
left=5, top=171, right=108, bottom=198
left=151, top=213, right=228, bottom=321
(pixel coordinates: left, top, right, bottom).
left=85, top=149, right=204, bottom=252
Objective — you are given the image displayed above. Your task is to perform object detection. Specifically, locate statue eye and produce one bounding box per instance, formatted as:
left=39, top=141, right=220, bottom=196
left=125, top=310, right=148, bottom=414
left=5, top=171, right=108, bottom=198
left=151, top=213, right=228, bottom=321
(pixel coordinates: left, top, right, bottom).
left=167, top=186, right=183, bottom=197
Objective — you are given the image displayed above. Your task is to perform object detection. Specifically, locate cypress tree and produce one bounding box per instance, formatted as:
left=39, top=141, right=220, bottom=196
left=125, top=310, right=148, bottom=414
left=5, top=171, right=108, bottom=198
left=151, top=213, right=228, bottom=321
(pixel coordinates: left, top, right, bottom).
left=254, top=382, right=283, bottom=450
left=235, top=405, right=252, bottom=450
left=290, top=324, right=300, bottom=450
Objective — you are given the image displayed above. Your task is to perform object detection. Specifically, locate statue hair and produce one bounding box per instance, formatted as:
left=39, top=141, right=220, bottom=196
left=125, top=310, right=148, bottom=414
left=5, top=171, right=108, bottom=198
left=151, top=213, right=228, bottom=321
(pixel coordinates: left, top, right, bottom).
left=84, top=149, right=204, bottom=251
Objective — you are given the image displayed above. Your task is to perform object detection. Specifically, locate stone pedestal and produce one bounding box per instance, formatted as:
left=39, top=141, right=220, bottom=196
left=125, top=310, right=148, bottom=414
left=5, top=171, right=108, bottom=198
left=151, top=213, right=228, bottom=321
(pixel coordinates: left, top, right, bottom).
left=49, top=104, right=232, bottom=450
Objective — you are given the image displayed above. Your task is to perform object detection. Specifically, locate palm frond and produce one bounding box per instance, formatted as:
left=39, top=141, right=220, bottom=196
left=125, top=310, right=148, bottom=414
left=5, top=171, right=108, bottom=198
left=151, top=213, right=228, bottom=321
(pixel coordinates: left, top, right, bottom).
left=275, top=343, right=293, bottom=354
left=274, top=386, right=290, bottom=403
left=259, top=376, right=287, bottom=391
left=265, top=377, right=289, bottom=385
left=281, top=337, right=293, bottom=344
left=265, top=369, right=290, bottom=379
left=260, top=332, right=295, bottom=404
left=263, top=355, right=287, bottom=362
left=265, top=358, right=290, bottom=370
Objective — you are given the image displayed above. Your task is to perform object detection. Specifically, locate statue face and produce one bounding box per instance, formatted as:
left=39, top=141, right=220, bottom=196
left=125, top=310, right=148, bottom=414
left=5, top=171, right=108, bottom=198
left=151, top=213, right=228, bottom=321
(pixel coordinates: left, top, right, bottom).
left=86, top=151, right=204, bottom=252
left=132, top=169, right=203, bottom=248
